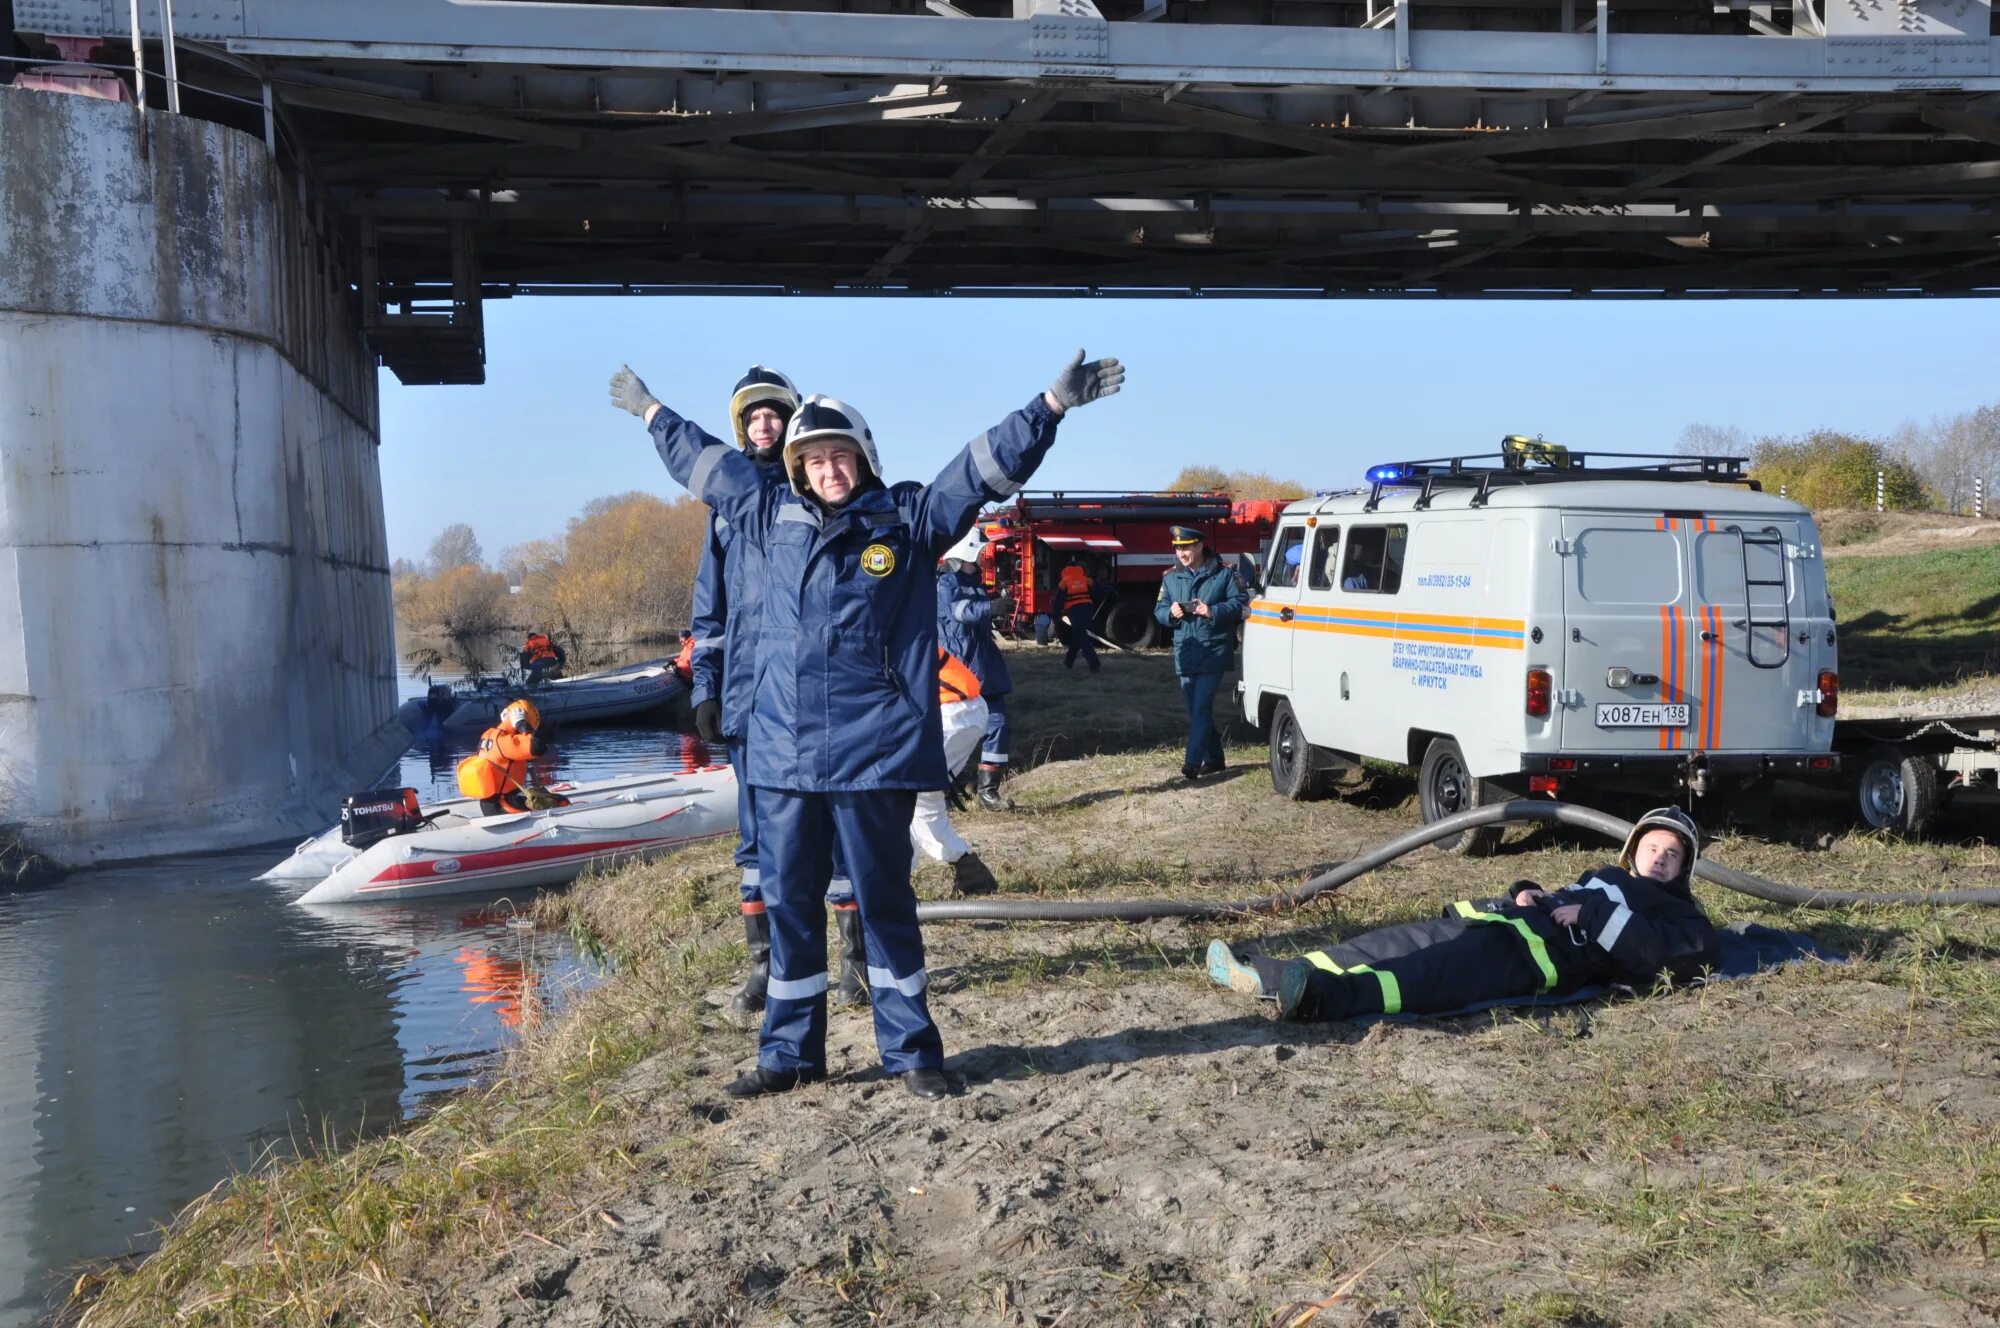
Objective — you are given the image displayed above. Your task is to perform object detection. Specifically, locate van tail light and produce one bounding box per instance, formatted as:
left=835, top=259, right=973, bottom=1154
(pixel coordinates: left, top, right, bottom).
left=1816, top=670, right=1839, bottom=718
left=1526, top=668, right=1553, bottom=718
left=1529, top=775, right=1561, bottom=795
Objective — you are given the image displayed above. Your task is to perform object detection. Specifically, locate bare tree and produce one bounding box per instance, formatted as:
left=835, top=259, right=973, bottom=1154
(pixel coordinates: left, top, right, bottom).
left=427, top=523, right=484, bottom=573
left=1677, top=423, right=1749, bottom=459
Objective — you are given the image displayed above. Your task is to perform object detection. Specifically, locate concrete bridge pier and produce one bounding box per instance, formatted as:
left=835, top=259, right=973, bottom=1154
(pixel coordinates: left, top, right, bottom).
left=0, top=87, right=404, bottom=867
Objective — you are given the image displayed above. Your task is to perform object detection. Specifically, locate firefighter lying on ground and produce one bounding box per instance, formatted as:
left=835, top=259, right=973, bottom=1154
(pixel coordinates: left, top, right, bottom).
left=455, top=700, right=571, bottom=817
left=1207, top=808, right=1720, bottom=1021
left=611, top=349, right=1124, bottom=1102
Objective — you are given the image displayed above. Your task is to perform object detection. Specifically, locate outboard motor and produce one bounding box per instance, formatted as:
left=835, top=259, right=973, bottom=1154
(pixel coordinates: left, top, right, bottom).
left=340, top=787, right=425, bottom=849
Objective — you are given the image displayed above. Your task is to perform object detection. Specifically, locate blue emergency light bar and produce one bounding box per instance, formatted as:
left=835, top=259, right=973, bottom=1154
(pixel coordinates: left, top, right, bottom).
left=1365, top=464, right=1410, bottom=484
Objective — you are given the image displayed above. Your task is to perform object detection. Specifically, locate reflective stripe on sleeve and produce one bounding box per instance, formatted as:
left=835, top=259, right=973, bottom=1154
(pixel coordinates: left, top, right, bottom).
left=688, top=445, right=726, bottom=502
left=867, top=965, right=929, bottom=997
left=778, top=503, right=819, bottom=528
left=970, top=431, right=1024, bottom=497
left=1596, top=904, right=1634, bottom=953
left=1452, top=900, right=1560, bottom=991
left=767, top=972, right=828, bottom=1000
left=693, top=635, right=723, bottom=651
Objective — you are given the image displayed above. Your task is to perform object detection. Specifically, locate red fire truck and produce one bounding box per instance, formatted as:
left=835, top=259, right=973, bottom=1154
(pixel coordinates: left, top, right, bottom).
left=974, top=492, right=1284, bottom=648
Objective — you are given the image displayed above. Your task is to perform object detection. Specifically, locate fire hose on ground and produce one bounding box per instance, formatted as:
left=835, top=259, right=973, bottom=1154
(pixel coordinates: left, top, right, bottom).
left=914, top=799, right=2000, bottom=924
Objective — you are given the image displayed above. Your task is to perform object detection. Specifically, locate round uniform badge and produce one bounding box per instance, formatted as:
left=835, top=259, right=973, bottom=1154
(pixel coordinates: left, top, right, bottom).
left=860, top=543, right=896, bottom=577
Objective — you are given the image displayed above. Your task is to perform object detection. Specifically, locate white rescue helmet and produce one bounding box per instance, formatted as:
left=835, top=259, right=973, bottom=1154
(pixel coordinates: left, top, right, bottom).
left=941, top=526, right=986, bottom=567
left=729, top=366, right=801, bottom=450
left=782, top=394, right=881, bottom=498
left=1618, top=806, right=1700, bottom=888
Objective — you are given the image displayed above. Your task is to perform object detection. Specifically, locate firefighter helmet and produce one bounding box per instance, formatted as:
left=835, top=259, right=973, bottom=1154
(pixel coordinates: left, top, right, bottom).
left=782, top=394, right=880, bottom=498
left=729, top=366, right=800, bottom=451
left=1618, top=806, right=1700, bottom=886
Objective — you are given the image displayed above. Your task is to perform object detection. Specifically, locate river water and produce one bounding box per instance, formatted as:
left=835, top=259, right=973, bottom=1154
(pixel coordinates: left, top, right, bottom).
left=0, top=646, right=717, bottom=1326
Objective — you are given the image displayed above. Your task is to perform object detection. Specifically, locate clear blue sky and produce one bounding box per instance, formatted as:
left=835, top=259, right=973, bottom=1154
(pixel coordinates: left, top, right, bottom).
left=379, top=295, right=1997, bottom=563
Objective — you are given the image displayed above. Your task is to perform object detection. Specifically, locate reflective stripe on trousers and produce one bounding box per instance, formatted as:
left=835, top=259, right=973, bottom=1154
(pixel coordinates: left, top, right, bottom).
left=1302, top=951, right=1404, bottom=1014
left=1451, top=900, right=1560, bottom=991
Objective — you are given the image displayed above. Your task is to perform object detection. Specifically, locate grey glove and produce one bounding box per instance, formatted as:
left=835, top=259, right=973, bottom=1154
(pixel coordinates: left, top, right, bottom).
left=1047, top=349, right=1125, bottom=411
left=609, top=364, right=660, bottom=418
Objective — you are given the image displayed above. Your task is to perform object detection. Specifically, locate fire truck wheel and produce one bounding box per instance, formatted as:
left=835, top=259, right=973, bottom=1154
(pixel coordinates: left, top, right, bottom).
left=1099, top=594, right=1159, bottom=650
left=1268, top=700, right=1324, bottom=802
left=1418, top=737, right=1502, bottom=856
left=1855, top=743, right=1940, bottom=837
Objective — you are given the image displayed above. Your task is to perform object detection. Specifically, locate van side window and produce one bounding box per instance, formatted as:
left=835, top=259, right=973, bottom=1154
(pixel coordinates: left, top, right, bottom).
left=1307, top=525, right=1342, bottom=591
left=1267, top=525, right=1306, bottom=589
left=1341, top=525, right=1407, bottom=594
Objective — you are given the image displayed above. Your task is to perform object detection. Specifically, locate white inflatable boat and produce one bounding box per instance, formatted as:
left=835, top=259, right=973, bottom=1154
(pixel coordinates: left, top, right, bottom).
left=266, top=769, right=738, bottom=905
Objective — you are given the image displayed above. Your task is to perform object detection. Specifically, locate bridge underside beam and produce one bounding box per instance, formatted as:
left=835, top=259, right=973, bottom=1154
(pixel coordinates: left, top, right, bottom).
left=14, top=0, right=1999, bottom=381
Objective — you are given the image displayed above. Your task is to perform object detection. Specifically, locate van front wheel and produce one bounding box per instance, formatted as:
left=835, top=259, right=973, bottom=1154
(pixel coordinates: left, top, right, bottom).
left=1268, top=700, right=1323, bottom=802
left=1418, top=737, right=1502, bottom=856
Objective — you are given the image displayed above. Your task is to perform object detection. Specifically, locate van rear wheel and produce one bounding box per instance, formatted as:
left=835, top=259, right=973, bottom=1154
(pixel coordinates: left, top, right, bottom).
left=1855, top=743, right=1940, bottom=837
left=1268, top=700, right=1323, bottom=802
left=1418, top=737, right=1502, bottom=856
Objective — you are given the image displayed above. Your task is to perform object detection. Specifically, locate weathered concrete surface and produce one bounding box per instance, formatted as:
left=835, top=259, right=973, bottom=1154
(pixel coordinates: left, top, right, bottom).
left=0, top=88, right=403, bottom=865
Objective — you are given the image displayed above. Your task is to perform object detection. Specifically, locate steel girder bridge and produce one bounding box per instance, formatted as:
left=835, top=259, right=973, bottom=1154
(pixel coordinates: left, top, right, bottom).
left=8, top=0, right=1999, bottom=382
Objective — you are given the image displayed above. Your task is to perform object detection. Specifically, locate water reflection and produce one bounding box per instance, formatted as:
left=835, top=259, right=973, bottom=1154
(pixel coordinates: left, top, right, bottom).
left=0, top=656, right=717, bottom=1328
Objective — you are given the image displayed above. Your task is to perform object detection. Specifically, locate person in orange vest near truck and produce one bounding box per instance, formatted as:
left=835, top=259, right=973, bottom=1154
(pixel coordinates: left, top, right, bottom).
left=518, top=631, right=567, bottom=683
left=1057, top=557, right=1101, bottom=674
left=455, top=699, right=568, bottom=816
left=909, top=648, right=1000, bottom=895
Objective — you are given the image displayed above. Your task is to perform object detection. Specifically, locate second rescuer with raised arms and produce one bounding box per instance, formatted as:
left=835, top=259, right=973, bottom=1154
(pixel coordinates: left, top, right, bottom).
left=610, top=351, right=1123, bottom=1101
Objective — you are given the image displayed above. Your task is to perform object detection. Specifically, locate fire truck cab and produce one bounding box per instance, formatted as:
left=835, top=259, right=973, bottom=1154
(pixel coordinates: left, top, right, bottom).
left=1238, top=445, right=1841, bottom=851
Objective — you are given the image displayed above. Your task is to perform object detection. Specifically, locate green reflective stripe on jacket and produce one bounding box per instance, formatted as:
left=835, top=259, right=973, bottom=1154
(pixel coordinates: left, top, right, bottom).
left=1451, top=900, right=1559, bottom=992
left=1300, top=953, right=1402, bottom=1013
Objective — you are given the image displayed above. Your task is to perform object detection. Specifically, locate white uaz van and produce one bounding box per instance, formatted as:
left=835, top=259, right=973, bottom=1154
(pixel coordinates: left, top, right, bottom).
left=1238, top=448, right=1840, bottom=852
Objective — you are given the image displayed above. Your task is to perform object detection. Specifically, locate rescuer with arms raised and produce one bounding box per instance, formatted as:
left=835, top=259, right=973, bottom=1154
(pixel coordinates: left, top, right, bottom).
left=610, top=349, right=1124, bottom=1102
left=1155, top=525, right=1250, bottom=780
left=937, top=526, right=1016, bottom=811
left=1207, top=807, right=1721, bottom=1020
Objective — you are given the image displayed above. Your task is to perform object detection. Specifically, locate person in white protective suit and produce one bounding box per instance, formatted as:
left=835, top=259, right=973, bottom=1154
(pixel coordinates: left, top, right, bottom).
left=909, top=647, right=1000, bottom=895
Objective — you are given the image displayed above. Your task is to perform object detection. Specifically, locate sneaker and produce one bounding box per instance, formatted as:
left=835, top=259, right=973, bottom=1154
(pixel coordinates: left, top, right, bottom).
left=1205, top=939, right=1265, bottom=997
left=1276, top=963, right=1322, bottom=1022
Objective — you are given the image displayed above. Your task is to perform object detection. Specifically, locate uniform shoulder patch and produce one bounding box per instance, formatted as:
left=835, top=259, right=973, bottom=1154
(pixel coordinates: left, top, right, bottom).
left=861, top=543, right=897, bottom=577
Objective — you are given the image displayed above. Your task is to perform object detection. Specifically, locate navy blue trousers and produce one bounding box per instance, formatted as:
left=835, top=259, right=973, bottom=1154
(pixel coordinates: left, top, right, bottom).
left=1180, top=670, right=1226, bottom=771
left=981, top=691, right=1010, bottom=767
left=755, top=788, right=943, bottom=1075
left=731, top=741, right=851, bottom=907
left=1063, top=605, right=1099, bottom=671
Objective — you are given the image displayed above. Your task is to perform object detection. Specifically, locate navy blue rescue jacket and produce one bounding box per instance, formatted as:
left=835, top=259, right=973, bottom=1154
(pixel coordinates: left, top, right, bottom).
left=936, top=568, right=1012, bottom=696
left=689, top=502, right=766, bottom=742
left=1154, top=554, right=1251, bottom=677
left=1457, top=865, right=1721, bottom=991
left=651, top=395, right=1061, bottom=791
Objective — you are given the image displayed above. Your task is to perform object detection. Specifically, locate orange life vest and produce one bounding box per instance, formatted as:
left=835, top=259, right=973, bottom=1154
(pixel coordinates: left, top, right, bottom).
left=938, top=648, right=982, bottom=704
left=523, top=633, right=558, bottom=667
left=455, top=725, right=534, bottom=801
left=1058, top=565, right=1094, bottom=611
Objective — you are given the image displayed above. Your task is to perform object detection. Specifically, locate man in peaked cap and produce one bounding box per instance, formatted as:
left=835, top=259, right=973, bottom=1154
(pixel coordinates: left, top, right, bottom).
left=1155, top=525, right=1250, bottom=780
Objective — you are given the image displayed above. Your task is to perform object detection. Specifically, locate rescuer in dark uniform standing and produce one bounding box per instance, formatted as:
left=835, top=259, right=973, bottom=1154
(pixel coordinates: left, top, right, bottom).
left=611, top=349, right=1124, bottom=1102
left=687, top=368, right=866, bottom=1014
left=937, top=526, right=1016, bottom=811
left=1154, top=525, right=1250, bottom=780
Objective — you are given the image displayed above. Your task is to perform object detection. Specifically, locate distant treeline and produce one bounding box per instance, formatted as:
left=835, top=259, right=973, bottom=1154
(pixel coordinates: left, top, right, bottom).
left=1683, top=400, right=2000, bottom=513
left=393, top=492, right=707, bottom=647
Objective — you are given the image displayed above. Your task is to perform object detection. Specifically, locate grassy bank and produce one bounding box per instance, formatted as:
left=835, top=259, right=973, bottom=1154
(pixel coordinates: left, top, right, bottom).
left=70, top=649, right=2000, bottom=1326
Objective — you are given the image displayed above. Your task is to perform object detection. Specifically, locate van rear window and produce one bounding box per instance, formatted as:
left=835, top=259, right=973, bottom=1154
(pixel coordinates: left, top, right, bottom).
left=1341, top=525, right=1407, bottom=594
left=1575, top=528, right=1681, bottom=604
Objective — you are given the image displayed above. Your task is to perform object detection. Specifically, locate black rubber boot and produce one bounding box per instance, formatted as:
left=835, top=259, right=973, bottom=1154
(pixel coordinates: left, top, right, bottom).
left=729, top=910, right=771, bottom=1015
left=976, top=765, right=1012, bottom=812
left=951, top=852, right=999, bottom=896
left=724, top=1065, right=824, bottom=1098
left=832, top=906, right=870, bottom=1008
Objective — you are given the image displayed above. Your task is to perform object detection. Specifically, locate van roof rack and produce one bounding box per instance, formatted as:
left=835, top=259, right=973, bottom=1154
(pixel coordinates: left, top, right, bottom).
left=1360, top=441, right=1757, bottom=512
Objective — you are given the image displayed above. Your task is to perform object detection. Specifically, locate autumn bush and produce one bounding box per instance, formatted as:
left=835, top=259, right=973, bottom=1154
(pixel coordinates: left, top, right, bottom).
left=1748, top=431, right=1931, bottom=510
left=508, top=492, right=709, bottom=644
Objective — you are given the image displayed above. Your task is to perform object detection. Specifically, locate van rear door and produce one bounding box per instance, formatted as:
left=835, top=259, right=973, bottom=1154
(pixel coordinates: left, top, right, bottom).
left=1559, top=515, right=1695, bottom=752
left=1689, top=517, right=1815, bottom=753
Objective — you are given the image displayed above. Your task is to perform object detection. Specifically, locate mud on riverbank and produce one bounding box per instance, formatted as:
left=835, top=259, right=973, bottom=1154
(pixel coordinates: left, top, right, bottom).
left=74, top=651, right=2000, bottom=1327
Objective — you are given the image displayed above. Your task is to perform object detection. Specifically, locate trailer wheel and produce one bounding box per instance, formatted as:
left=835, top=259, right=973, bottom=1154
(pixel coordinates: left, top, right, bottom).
left=1419, top=737, right=1502, bottom=856
left=1855, top=743, right=1941, bottom=837
left=1268, top=700, right=1324, bottom=802
left=1099, top=594, right=1158, bottom=650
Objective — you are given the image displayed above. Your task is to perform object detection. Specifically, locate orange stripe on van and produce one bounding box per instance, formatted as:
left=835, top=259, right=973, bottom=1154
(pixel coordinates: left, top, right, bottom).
left=1657, top=604, right=1673, bottom=750
left=1705, top=606, right=1726, bottom=750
